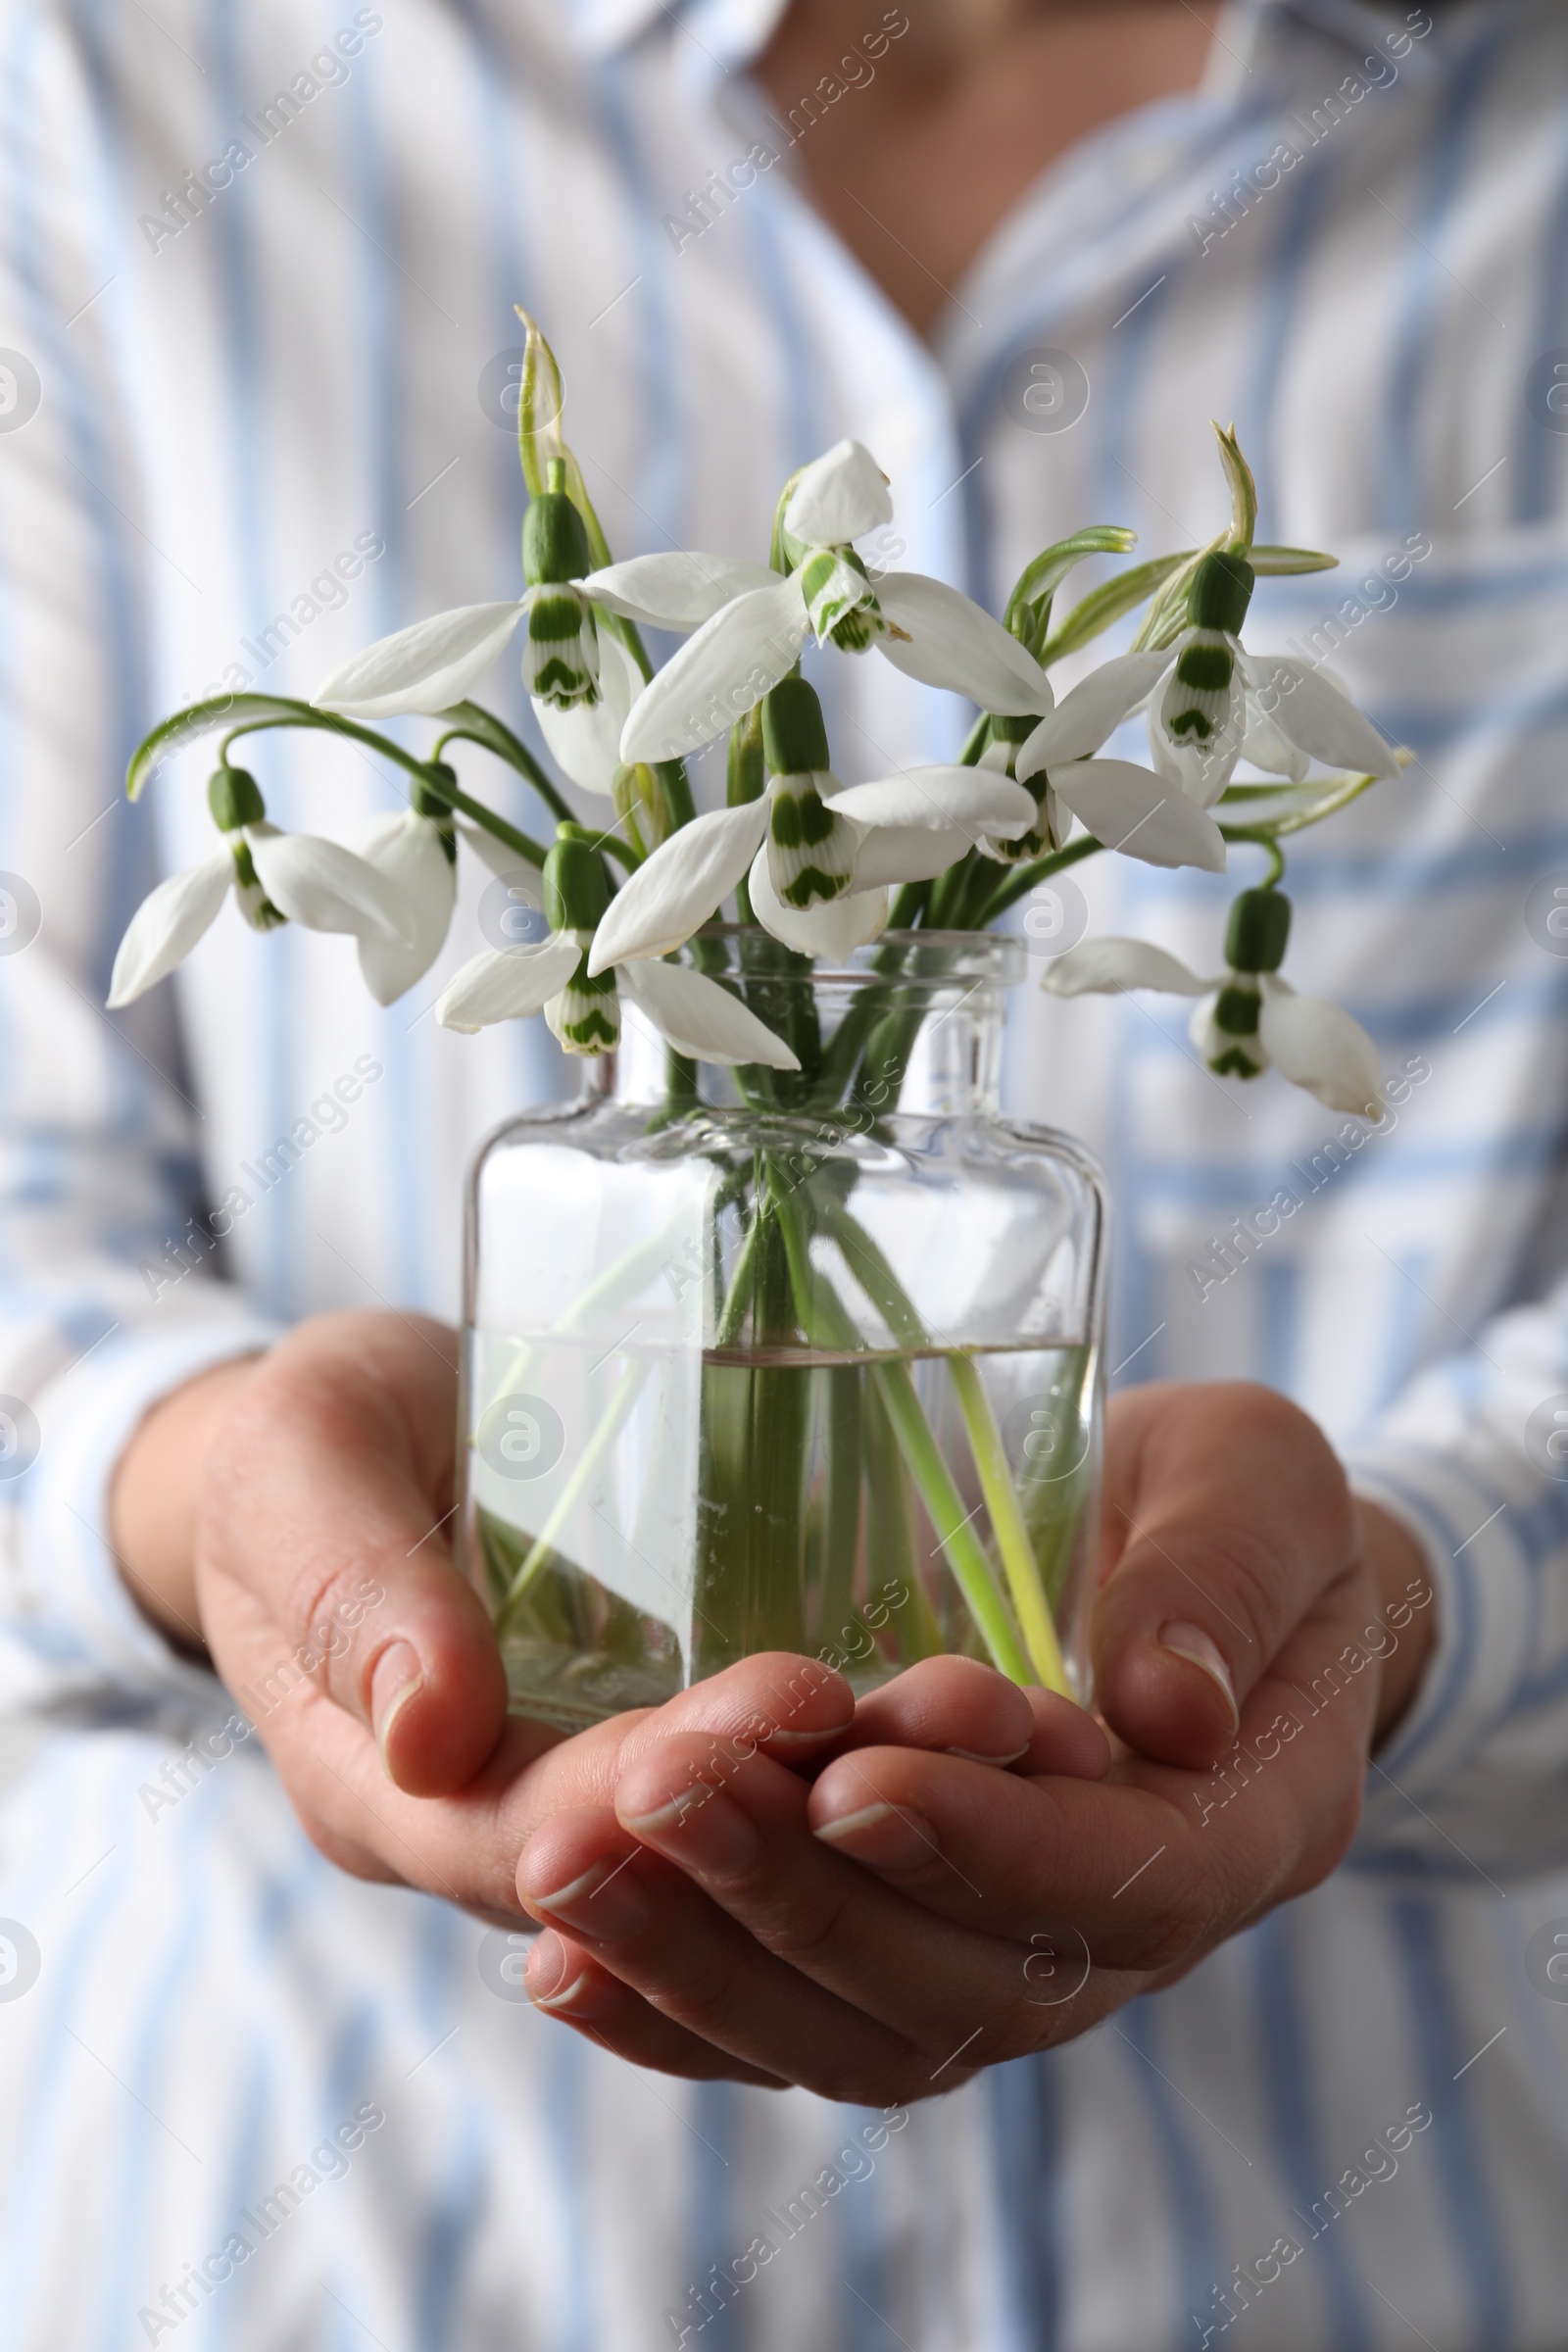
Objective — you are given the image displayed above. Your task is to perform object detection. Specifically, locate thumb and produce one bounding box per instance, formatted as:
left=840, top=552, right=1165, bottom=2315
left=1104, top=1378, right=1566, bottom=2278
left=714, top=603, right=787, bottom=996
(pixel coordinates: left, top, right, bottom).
left=1090, top=1382, right=1354, bottom=1770
left=200, top=1311, right=509, bottom=1799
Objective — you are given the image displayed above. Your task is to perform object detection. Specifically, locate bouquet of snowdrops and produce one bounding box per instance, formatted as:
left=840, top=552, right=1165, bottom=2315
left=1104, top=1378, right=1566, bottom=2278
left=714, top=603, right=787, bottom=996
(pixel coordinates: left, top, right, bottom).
left=114, top=314, right=1399, bottom=1116
left=109, top=317, right=1403, bottom=1718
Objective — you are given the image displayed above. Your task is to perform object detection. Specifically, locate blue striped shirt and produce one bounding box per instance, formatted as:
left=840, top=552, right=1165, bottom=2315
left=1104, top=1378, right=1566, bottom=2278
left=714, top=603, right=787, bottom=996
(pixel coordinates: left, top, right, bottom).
left=1, top=0, right=1566, bottom=2344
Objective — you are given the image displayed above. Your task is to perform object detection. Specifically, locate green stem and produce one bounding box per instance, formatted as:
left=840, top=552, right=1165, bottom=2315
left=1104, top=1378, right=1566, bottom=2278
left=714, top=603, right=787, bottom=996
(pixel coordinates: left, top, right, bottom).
left=947, top=1352, right=1069, bottom=1693
left=973, top=833, right=1102, bottom=926
left=408, top=763, right=552, bottom=871
left=871, top=1361, right=1032, bottom=1684
left=430, top=704, right=576, bottom=828
left=494, top=1358, right=649, bottom=1632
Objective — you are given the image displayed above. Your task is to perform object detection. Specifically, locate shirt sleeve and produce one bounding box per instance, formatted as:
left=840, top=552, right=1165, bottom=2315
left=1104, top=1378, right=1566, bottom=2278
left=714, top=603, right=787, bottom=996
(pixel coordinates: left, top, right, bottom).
left=0, top=19, right=282, bottom=1717
left=1343, top=1278, right=1568, bottom=1879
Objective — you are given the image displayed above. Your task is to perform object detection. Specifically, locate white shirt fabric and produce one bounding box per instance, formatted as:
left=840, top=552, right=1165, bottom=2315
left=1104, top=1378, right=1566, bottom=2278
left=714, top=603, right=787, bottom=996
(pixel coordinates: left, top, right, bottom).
left=1, top=0, right=1567, bottom=2344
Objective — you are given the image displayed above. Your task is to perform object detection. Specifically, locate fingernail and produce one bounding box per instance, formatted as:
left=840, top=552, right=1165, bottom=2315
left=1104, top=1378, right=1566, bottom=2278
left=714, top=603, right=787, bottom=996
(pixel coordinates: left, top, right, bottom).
left=1158, top=1621, right=1238, bottom=1728
left=524, top=1930, right=589, bottom=2012
left=812, top=1801, right=938, bottom=1870
left=525, top=1854, right=651, bottom=1943
left=620, top=1788, right=760, bottom=1877
left=947, top=1741, right=1030, bottom=1766
left=370, top=1641, right=423, bottom=1772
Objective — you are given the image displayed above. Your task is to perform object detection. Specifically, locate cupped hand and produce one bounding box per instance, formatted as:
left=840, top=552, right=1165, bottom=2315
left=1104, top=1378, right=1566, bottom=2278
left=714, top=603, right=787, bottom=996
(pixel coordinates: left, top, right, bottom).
left=115, top=1310, right=1104, bottom=2085
left=514, top=1382, right=1437, bottom=2103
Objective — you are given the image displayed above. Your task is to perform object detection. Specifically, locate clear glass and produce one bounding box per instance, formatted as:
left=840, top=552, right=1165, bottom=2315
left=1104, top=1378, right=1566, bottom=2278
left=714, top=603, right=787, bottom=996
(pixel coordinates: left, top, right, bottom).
left=459, top=930, right=1108, bottom=1732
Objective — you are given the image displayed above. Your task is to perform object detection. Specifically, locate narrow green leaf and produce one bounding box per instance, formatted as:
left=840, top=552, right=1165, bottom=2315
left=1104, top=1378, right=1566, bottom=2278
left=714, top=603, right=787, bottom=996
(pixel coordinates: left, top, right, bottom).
left=1250, top=544, right=1340, bottom=575
left=1039, top=552, right=1191, bottom=665
left=1004, top=524, right=1138, bottom=640
left=1213, top=419, right=1258, bottom=549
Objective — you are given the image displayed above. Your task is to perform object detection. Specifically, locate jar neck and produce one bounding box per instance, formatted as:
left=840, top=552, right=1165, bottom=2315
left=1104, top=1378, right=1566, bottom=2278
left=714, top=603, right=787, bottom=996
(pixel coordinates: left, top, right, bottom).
left=582, top=975, right=1012, bottom=1119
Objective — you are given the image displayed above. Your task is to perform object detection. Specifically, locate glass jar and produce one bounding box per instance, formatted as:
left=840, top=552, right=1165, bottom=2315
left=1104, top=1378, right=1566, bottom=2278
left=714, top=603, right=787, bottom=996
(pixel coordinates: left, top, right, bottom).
left=458, top=930, right=1107, bottom=1733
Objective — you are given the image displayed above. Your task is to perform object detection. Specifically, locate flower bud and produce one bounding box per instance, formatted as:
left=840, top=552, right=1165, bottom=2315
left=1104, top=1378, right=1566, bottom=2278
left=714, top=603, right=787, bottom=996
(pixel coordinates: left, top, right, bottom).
left=761, top=679, right=831, bottom=776
left=1188, top=549, right=1254, bottom=635
left=522, top=469, right=592, bottom=587
left=1224, top=886, right=1292, bottom=974
left=208, top=765, right=265, bottom=832
left=544, top=825, right=612, bottom=933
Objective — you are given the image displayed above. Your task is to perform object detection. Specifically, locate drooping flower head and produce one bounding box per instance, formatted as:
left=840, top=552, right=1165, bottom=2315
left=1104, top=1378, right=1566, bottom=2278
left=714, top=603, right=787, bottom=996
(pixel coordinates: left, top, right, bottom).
left=1016, top=548, right=1399, bottom=809
left=107, top=767, right=415, bottom=1009
left=435, top=824, right=802, bottom=1069
left=586, top=439, right=1059, bottom=766
left=586, top=677, right=1043, bottom=972
left=1042, top=886, right=1384, bottom=1117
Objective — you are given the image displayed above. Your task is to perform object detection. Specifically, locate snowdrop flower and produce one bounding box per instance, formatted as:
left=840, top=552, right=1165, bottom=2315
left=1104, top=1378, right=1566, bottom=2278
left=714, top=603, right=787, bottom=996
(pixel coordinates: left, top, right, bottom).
left=107, top=768, right=414, bottom=1009
left=584, top=439, right=1058, bottom=765
left=586, top=680, right=1041, bottom=972
left=973, top=715, right=1227, bottom=875
left=346, top=789, right=458, bottom=1005
left=1015, top=550, right=1399, bottom=810
left=436, top=826, right=800, bottom=1070
left=1041, top=887, right=1384, bottom=1116
left=312, top=466, right=643, bottom=796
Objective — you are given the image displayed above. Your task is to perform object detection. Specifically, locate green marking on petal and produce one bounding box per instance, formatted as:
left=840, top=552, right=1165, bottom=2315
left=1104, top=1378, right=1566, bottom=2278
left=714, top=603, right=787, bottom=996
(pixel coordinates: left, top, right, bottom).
left=1175, top=640, right=1234, bottom=693
left=766, top=773, right=857, bottom=907
left=548, top=959, right=620, bottom=1056
left=522, top=585, right=600, bottom=708
left=1213, top=981, right=1262, bottom=1036
left=1207, top=1043, right=1267, bottom=1079
left=780, top=862, right=853, bottom=908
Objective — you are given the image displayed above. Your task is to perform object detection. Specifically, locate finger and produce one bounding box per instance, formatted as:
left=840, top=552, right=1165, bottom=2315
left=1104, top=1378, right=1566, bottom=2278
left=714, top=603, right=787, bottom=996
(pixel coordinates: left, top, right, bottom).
left=806, top=1566, right=1381, bottom=1969
left=259, top=1652, right=852, bottom=1920
left=199, top=1310, right=507, bottom=1796
left=606, top=1733, right=1063, bottom=2067
left=516, top=1789, right=928, bottom=2102
left=830, top=1656, right=1107, bottom=1780
left=521, top=1931, right=788, bottom=2086
left=1092, top=1381, right=1357, bottom=1767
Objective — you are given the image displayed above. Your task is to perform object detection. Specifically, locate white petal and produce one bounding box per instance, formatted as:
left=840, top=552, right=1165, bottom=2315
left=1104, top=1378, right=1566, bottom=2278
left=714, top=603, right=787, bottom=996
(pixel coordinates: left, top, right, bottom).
left=1048, top=760, right=1228, bottom=872
left=1014, top=652, right=1172, bottom=777
left=1040, top=937, right=1211, bottom=998
left=348, top=811, right=457, bottom=1004
left=1238, top=655, right=1399, bottom=779
left=457, top=820, right=543, bottom=889
left=313, top=602, right=525, bottom=718
left=872, top=573, right=1055, bottom=715
left=1241, top=692, right=1311, bottom=782
left=849, top=823, right=975, bottom=888
left=783, top=440, right=892, bottom=546
left=434, top=934, right=582, bottom=1032
left=1257, top=975, right=1385, bottom=1115
left=534, top=633, right=644, bottom=796
left=748, top=845, right=888, bottom=957
left=824, top=763, right=1038, bottom=841
left=246, top=824, right=414, bottom=944
left=618, top=578, right=809, bottom=762
left=582, top=554, right=779, bottom=631
left=586, top=799, right=770, bottom=972
left=106, top=852, right=231, bottom=1006
left=620, top=957, right=801, bottom=1069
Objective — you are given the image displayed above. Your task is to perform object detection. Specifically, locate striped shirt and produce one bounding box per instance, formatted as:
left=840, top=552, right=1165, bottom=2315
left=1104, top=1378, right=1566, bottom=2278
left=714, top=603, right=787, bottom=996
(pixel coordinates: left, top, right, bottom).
left=1, top=0, right=1567, bottom=2343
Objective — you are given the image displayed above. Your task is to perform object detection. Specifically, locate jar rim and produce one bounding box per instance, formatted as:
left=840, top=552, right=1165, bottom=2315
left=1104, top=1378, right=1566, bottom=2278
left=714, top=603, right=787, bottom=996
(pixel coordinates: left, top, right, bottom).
left=688, top=923, right=1026, bottom=989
